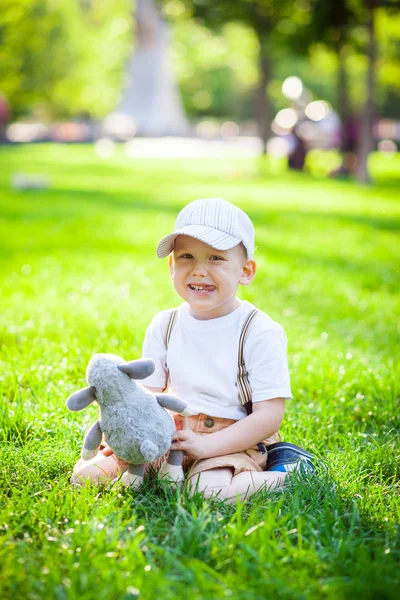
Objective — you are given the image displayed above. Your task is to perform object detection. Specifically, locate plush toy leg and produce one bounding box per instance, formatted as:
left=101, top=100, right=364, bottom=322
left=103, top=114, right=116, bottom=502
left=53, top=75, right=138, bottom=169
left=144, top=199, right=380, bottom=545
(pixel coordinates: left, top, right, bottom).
left=159, top=450, right=185, bottom=485
left=121, top=464, right=145, bottom=489
left=81, top=420, right=102, bottom=461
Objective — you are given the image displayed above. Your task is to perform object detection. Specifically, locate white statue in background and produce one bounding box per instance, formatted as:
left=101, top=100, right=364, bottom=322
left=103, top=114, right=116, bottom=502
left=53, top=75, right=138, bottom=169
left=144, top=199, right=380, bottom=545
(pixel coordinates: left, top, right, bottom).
left=108, top=0, right=189, bottom=137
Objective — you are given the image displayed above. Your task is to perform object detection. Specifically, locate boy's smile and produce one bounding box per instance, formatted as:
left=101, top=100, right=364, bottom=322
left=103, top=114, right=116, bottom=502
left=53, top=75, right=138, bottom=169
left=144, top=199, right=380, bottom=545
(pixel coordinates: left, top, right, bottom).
left=188, top=283, right=216, bottom=294
left=169, top=235, right=256, bottom=320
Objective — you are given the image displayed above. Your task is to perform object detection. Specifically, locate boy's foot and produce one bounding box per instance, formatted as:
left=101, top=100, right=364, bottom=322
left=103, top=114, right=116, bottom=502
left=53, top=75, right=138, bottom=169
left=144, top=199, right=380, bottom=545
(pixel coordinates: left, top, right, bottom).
left=266, top=442, right=315, bottom=474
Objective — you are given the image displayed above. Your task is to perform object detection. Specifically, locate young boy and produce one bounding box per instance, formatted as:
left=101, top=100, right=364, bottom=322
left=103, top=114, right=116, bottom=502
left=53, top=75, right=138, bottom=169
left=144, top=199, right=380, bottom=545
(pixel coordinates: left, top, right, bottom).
left=72, top=198, right=313, bottom=502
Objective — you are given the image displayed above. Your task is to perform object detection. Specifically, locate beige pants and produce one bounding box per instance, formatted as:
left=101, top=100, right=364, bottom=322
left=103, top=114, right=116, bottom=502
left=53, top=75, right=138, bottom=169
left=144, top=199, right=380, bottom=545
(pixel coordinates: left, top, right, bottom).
left=71, top=413, right=287, bottom=503
left=173, top=412, right=279, bottom=478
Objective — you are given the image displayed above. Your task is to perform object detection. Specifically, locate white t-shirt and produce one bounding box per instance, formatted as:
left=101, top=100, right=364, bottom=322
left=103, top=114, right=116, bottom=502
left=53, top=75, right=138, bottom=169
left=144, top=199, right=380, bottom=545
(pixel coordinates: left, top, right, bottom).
left=141, top=300, right=293, bottom=421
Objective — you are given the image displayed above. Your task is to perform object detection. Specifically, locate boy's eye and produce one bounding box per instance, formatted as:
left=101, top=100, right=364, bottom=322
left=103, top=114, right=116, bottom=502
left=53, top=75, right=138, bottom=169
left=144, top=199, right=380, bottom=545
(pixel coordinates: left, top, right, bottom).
left=209, top=255, right=224, bottom=261
left=180, top=253, right=193, bottom=259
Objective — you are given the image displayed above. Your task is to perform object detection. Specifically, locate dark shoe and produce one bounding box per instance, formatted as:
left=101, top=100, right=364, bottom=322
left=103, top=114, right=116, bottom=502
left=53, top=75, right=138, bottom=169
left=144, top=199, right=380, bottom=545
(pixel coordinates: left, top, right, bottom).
left=266, top=442, right=315, bottom=474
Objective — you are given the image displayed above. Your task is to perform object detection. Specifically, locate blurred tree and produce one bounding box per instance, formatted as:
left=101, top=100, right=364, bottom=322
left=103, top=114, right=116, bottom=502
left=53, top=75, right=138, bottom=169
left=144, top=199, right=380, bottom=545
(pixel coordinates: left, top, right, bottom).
left=165, top=1, right=399, bottom=128
left=291, top=0, right=356, bottom=154
left=351, top=0, right=399, bottom=183
left=0, top=0, right=132, bottom=119
left=171, top=0, right=295, bottom=152
left=170, top=19, right=259, bottom=121
left=352, top=0, right=399, bottom=183
left=375, top=7, right=400, bottom=118
left=291, top=0, right=400, bottom=182
left=355, top=0, right=377, bottom=183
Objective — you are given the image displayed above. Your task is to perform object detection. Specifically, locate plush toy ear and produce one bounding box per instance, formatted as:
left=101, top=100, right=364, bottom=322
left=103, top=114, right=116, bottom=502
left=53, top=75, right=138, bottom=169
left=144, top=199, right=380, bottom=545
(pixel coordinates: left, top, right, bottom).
left=118, top=359, right=155, bottom=380
left=66, top=386, right=97, bottom=411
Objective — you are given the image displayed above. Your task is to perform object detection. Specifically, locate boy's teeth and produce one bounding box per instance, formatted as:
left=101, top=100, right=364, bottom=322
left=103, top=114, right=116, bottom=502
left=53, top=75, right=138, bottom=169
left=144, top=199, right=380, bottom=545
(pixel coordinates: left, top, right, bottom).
left=190, top=284, right=211, bottom=291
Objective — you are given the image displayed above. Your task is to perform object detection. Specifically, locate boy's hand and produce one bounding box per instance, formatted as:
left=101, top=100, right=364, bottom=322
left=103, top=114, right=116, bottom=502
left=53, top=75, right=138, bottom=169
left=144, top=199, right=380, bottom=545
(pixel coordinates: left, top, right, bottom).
left=100, top=444, right=114, bottom=457
left=170, top=427, right=208, bottom=461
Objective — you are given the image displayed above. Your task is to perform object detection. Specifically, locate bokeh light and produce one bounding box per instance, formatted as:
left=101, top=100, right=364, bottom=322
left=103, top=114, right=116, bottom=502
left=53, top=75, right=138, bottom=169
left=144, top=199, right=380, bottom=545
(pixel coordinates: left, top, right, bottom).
left=196, top=120, right=218, bottom=139
left=297, top=121, right=317, bottom=141
left=164, top=0, right=186, bottom=17
left=271, top=120, right=290, bottom=136
left=282, top=76, right=303, bottom=100
left=274, top=108, right=298, bottom=130
left=192, top=90, right=212, bottom=110
left=266, top=136, right=291, bottom=157
left=94, top=138, right=116, bottom=158
left=378, top=139, right=397, bottom=155
left=6, top=123, right=49, bottom=143
left=305, top=101, right=331, bottom=122
left=103, top=114, right=136, bottom=140
left=220, top=121, right=240, bottom=140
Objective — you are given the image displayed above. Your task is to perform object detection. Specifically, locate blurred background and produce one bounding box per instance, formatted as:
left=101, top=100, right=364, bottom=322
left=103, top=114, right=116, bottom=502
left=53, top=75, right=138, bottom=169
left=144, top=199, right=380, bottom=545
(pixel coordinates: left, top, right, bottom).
left=0, top=0, right=399, bottom=183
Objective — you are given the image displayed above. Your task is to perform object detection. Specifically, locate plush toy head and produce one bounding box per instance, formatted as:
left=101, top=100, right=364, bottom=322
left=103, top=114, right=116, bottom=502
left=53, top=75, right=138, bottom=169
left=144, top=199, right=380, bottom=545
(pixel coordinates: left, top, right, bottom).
left=66, top=354, right=156, bottom=412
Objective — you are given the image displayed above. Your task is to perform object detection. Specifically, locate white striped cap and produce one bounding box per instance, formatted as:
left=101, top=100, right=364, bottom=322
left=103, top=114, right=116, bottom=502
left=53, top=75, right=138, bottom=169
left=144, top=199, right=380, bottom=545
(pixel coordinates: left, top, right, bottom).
left=156, top=198, right=255, bottom=259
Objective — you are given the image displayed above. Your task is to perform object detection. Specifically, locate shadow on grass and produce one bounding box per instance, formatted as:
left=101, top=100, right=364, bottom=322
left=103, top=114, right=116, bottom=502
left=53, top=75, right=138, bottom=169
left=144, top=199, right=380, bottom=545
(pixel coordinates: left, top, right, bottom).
left=256, top=240, right=398, bottom=292
left=0, top=188, right=182, bottom=221
left=3, top=184, right=400, bottom=234
left=253, top=208, right=400, bottom=233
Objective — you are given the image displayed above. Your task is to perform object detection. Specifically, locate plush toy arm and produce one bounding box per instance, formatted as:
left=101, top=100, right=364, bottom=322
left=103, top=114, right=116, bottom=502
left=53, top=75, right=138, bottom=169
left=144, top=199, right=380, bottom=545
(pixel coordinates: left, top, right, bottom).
left=66, top=386, right=96, bottom=412
left=81, top=420, right=102, bottom=461
left=155, top=394, right=193, bottom=417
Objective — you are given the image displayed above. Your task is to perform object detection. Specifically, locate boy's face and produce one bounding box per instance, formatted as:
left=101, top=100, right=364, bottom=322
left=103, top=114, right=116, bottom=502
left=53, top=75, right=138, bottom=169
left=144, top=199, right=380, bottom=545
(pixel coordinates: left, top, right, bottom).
left=169, top=235, right=256, bottom=320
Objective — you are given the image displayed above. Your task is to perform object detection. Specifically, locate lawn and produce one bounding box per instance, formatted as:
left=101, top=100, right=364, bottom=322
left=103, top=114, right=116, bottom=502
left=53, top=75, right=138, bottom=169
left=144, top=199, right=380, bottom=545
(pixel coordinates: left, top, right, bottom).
left=0, top=144, right=399, bottom=600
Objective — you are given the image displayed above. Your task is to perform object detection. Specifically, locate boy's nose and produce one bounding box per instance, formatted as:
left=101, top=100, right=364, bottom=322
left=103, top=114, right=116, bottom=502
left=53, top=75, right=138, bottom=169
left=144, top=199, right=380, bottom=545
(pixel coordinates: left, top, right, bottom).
left=191, top=261, right=208, bottom=277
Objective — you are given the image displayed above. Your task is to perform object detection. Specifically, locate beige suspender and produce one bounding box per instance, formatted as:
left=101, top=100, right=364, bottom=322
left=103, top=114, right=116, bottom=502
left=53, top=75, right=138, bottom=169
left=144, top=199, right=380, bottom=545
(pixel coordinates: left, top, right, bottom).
left=164, top=308, right=178, bottom=350
left=163, top=307, right=258, bottom=413
left=164, top=308, right=178, bottom=391
left=237, top=308, right=259, bottom=414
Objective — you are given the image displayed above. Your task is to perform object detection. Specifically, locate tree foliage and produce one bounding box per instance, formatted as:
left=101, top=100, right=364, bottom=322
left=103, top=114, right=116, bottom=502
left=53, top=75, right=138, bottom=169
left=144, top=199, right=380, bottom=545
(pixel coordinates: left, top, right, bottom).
left=167, top=0, right=400, bottom=122
left=0, top=0, right=132, bottom=119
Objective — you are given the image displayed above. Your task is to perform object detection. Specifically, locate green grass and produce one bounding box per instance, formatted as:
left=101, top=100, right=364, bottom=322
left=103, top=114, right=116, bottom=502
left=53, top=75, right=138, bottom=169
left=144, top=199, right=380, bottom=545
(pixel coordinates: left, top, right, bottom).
left=0, top=144, right=399, bottom=599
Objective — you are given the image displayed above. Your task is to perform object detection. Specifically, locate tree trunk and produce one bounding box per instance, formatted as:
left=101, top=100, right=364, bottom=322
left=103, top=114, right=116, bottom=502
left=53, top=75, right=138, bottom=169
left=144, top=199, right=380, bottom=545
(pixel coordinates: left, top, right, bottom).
left=337, top=39, right=350, bottom=155
left=255, top=34, right=272, bottom=154
left=356, top=2, right=377, bottom=184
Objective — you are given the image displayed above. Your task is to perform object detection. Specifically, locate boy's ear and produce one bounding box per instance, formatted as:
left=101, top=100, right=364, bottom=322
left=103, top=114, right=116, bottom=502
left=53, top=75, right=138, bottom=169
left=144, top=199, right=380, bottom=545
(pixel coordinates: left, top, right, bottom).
left=168, top=254, right=174, bottom=278
left=239, top=259, right=256, bottom=286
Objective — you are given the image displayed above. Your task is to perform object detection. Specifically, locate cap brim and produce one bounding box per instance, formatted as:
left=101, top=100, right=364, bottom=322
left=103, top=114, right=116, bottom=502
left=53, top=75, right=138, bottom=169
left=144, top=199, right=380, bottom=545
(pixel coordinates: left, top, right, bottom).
left=156, top=225, right=242, bottom=258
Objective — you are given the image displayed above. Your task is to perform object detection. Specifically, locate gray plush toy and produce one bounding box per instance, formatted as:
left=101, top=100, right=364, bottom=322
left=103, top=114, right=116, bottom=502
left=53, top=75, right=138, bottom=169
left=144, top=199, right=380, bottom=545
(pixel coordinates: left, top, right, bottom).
left=66, top=354, right=191, bottom=488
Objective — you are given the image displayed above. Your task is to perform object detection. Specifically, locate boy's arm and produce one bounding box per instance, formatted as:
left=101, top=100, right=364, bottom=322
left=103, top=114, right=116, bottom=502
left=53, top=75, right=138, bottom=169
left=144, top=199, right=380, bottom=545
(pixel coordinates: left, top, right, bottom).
left=171, top=398, right=285, bottom=460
